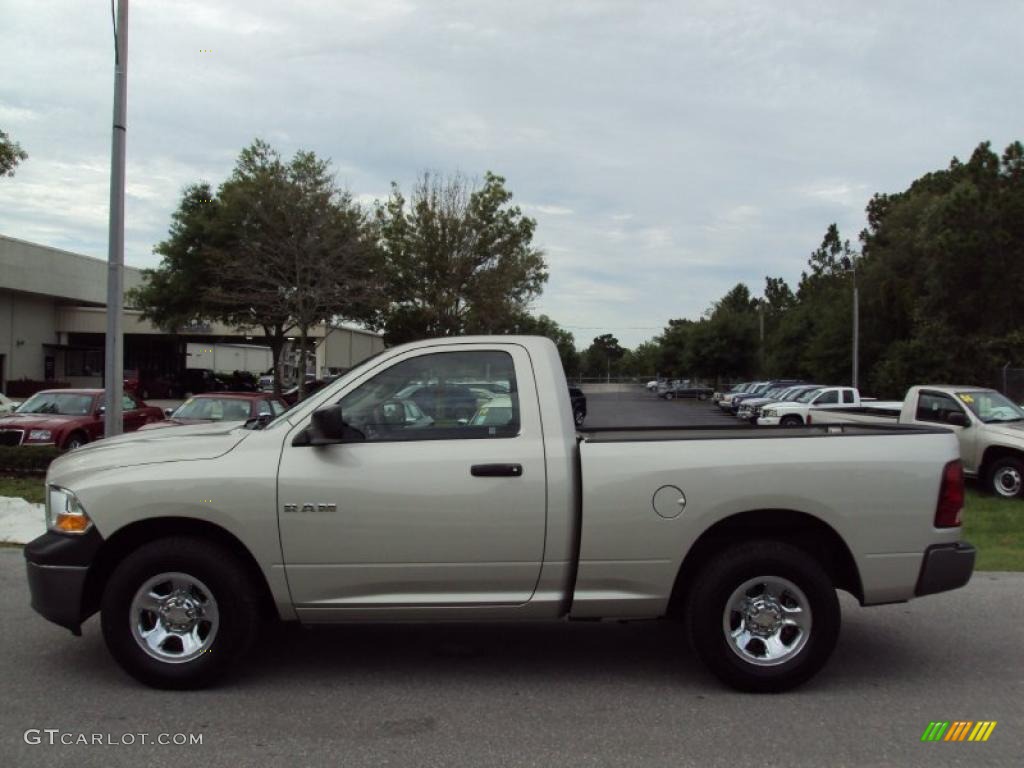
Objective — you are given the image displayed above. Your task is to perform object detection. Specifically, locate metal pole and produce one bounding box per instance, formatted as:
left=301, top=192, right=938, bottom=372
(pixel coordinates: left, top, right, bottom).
left=852, top=269, right=859, bottom=390
left=759, top=300, right=765, bottom=376
left=104, top=0, right=129, bottom=437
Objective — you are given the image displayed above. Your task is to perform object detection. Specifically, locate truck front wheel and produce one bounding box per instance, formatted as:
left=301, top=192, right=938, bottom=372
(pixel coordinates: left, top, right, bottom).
left=987, top=456, right=1024, bottom=499
left=686, top=540, right=840, bottom=692
left=101, top=536, right=260, bottom=689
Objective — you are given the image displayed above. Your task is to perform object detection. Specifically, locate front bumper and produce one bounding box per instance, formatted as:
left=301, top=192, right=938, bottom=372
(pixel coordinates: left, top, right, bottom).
left=915, top=541, right=975, bottom=596
left=757, top=416, right=781, bottom=426
left=24, top=529, right=103, bottom=635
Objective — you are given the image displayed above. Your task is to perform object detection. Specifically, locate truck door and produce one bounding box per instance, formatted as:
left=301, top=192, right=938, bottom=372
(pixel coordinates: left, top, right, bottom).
left=277, top=343, right=548, bottom=616
left=914, top=390, right=977, bottom=472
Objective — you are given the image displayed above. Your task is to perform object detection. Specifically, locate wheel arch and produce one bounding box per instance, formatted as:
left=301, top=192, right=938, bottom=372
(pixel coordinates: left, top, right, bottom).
left=979, top=444, right=1024, bottom=478
left=82, top=517, right=279, bottom=623
left=668, top=508, right=863, bottom=616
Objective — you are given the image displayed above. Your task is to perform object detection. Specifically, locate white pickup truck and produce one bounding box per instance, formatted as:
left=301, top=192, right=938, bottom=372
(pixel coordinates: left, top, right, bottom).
left=24, top=337, right=974, bottom=692
left=809, top=385, right=1024, bottom=498
left=757, top=386, right=899, bottom=427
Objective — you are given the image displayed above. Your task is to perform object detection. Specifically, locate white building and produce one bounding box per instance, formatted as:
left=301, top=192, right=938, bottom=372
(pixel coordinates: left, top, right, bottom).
left=0, top=234, right=384, bottom=394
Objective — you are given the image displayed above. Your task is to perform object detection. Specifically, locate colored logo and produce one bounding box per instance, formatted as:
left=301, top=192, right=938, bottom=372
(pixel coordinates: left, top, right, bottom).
left=921, top=721, right=997, bottom=742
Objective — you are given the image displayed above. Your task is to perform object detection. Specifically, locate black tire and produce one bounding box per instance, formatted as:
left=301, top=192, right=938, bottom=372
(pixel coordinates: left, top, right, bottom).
left=780, top=415, right=803, bottom=427
left=665, top=392, right=675, bottom=400
left=64, top=431, right=88, bottom=451
left=686, top=540, right=840, bottom=693
left=987, top=456, right=1024, bottom=499
left=101, top=536, right=260, bottom=689
left=697, top=393, right=708, bottom=401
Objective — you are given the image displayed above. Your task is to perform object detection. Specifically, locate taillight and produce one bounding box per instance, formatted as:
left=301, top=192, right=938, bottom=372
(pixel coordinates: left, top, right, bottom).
left=935, top=460, right=965, bottom=527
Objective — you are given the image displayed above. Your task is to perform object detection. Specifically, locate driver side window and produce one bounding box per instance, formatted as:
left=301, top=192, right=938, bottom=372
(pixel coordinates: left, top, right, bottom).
left=339, top=350, right=520, bottom=442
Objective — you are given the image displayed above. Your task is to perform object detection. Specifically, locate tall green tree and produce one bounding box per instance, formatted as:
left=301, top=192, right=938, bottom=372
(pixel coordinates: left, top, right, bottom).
left=373, top=171, right=548, bottom=344
left=132, top=139, right=380, bottom=396
left=581, top=334, right=626, bottom=378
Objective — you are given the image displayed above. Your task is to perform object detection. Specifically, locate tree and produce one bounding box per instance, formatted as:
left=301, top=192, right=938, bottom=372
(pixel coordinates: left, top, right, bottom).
left=131, top=139, right=381, bottom=397
left=213, top=141, right=381, bottom=398
left=581, top=334, right=626, bottom=379
left=0, top=128, right=28, bottom=177
left=512, top=314, right=579, bottom=377
left=374, top=171, right=548, bottom=344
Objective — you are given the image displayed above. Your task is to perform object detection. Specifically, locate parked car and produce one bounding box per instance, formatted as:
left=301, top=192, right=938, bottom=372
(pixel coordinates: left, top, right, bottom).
left=24, top=336, right=973, bottom=693
left=281, top=375, right=342, bottom=406
left=0, top=392, right=21, bottom=415
left=757, top=386, right=882, bottom=426
left=659, top=382, right=714, bottom=401
left=177, top=369, right=229, bottom=397
left=400, top=383, right=482, bottom=422
left=569, top=386, right=587, bottom=426
left=808, top=385, right=1024, bottom=499
left=645, top=380, right=660, bottom=391
left=138, top=393, right=289, bottom=431
left=717, top=381, right=758, bottom=410
left=736, top=384, right=822, bottom=422
left=713, top=382, right=749, bottom=404
left=0, top=389, right=164, bottom=450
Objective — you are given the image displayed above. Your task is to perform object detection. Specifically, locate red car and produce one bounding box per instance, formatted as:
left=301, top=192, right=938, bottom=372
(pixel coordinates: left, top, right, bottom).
left=138, top=392, right=288, bottom=430
left=0, top=389, right=165, bottom=450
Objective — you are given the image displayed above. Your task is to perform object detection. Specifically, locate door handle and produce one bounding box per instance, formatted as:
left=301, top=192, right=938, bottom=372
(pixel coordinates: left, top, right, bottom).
left=471, top=463, right=523, bottom=478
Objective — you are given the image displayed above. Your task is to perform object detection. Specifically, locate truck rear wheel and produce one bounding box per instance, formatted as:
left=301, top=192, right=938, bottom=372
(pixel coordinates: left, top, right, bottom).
left=101, top=536, right=260, bottom=689
left=686, top=540, right=840, bottom=692
left=987, top=456, right=1024, bottom=499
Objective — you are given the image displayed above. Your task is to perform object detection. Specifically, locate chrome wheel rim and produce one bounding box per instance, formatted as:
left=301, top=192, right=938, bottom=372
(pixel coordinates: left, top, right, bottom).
left=994, top=467, right=1022, bottom=498
left=723, top=576, right=811, bottom=667
left=130, top=572, right=219, bottom=664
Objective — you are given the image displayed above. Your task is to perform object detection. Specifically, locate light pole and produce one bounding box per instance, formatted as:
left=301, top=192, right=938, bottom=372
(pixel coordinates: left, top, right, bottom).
left=851, top=264, right=859, bottom=390
left=104, top=0, right=129, bottom=437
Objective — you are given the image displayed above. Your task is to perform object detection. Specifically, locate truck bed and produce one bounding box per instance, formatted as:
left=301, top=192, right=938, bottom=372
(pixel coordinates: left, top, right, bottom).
left=579, top=422, right=939, bottom=442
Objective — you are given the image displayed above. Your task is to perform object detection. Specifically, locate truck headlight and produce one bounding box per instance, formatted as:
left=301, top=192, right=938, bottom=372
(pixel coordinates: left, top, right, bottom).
left=27, top=429, right=52, bottom=442
left=763, top=409, right=776, bottom=418
left=46, top=486, right=93, bottom=534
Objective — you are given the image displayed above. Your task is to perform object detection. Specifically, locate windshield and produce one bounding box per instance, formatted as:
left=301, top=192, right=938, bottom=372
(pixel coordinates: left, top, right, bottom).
left=172, top=397, right=253, bottom=421
left=957, top=391, right=1024, bottom=423
left=16, top=392, right=95, bottom=416
left=795, top=388, right=822, bottom=404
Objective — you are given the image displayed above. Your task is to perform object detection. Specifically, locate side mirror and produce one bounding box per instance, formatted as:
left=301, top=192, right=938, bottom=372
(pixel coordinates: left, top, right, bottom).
left=96, top=405, right=106, bottom=418
left=164, top=407, right=175, bottom=418
left=947, top=412, right=970, bottom=428
left=298, top=404, right=347, bottom=446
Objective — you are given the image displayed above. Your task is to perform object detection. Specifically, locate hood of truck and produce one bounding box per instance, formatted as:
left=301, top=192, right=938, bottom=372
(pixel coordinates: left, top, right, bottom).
left=982, top=421, right=1024, bottom=442
left=48, top=421, right=250, bottom=482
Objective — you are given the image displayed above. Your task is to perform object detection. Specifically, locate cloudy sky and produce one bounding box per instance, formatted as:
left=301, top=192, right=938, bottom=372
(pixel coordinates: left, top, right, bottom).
left=1, top=1, right=1022, bottom=347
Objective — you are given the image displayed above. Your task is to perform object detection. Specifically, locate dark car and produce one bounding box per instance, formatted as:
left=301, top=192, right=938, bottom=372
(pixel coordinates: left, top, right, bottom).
left=659, top=383, right=714, bottom=401
left=402, top=384, right=481, bottom=422
left=569, top=386, right=587, bottom=426
left=281, top=375, right=341, bottom=406
left=0, top=389, right=165, bottom=450
left=138, top=392, right=289, bottom=430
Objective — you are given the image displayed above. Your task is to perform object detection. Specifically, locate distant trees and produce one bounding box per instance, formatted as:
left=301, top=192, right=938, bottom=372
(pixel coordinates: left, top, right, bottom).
left=0, top=128, right=28, bottom=177
left=624, top=140, right=1024, bottom=396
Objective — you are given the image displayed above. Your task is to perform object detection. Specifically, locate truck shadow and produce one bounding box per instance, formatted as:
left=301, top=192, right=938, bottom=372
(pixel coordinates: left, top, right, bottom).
left=234, top=608, right=924, bottom=693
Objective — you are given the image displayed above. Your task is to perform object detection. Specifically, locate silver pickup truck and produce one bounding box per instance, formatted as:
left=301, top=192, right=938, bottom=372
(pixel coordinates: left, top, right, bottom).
left=809, top=385, right=1024, bottom=498
left=24, top=336, right=974, bottom=692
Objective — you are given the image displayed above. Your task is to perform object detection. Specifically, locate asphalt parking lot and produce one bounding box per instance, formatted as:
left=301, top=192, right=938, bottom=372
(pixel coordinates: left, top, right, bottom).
left=581, top=387, right=736, bottom=428
left=3, top=388, right=1020, bottom=767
